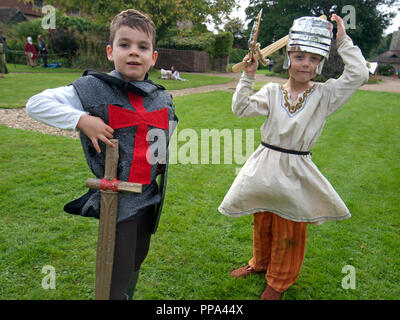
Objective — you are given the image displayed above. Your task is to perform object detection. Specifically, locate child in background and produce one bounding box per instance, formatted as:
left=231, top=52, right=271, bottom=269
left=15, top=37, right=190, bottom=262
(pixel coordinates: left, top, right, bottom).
left=219, top=14, right=369, bottom=300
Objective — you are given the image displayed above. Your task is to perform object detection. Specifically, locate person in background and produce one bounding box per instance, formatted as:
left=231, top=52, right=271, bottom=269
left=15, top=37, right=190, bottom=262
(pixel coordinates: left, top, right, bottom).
left=268, top=58, right=274, bottom=72
left=38, top=34, right=48, bottom=67
left=0, top=34, right=8, bottom=55
left=0, top=36, right=8, bottom=78
left=24, top=36, right=38, bottom=67
left=171, top=66, right=187, bottom=81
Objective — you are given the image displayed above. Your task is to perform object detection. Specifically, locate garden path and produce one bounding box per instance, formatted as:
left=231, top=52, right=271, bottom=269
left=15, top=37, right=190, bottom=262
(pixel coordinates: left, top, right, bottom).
left=1, top=73, right=399, bottom=139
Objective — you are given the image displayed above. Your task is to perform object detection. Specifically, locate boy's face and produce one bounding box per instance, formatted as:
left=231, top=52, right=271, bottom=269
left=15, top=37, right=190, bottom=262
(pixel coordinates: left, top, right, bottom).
left=288, top=52, right=322, bottom=83
left=107, top=26, right=157, bottom=82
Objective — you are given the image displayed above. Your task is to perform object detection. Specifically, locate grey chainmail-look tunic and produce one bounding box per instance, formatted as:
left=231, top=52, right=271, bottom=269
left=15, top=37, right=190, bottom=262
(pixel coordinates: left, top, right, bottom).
left=71, top=70, right=178, bottom=223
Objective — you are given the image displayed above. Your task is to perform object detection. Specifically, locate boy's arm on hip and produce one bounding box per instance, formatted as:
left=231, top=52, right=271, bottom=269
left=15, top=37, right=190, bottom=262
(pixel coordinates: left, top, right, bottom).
left=26, top=85, right=87, bottom=130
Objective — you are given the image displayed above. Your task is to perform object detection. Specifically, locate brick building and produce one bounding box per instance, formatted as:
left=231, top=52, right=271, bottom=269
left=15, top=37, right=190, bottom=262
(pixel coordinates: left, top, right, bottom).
left=372, top=27, right=400, bottom=71
left=0, top=0, right=42, bottom=24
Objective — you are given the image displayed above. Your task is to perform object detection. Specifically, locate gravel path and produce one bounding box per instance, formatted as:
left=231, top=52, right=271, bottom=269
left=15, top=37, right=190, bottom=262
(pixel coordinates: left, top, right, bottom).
left=1, top=73, right=399, bottom=139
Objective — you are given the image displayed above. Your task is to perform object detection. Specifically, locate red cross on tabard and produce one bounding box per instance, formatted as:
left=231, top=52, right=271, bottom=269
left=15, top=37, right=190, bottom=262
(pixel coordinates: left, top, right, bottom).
left=108, top=91, right=169, bottom=185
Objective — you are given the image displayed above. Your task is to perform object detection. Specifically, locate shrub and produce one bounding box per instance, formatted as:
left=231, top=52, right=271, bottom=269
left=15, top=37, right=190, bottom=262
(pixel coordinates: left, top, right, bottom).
left=56, top=14, right=105, bottom=34
left=73, top=32, right=113, bottom=72
left=157, top=31, right=234, bottom=58
left=157, top=31, right=233, bottom=71
left=272, top=50, right=286, bottom=74
left=8, top=12, right=108, bottom=69
left=48, top=28, right=78, bottom=67
left=12, top=19, right=43, bottom=41
left=157, top=33, right=215, bottom=52
left=214, top=32, right=233, bottom=58
left=378, top=64, right=394, bottom=76
left=229, top=48, right=248, bottom=63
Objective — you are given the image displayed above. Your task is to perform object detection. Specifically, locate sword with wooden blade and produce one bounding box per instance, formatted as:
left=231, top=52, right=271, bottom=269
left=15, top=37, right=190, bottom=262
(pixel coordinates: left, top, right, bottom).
left=232, top=14, right=328, bottom=73
left=85, top=139, right=142, bottom=300
left=233, top=9, right=269, bottom=73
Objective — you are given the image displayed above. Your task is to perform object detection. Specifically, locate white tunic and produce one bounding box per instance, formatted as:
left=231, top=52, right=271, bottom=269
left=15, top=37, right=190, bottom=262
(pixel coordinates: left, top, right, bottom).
left=218, top=35, right=369, bottom=224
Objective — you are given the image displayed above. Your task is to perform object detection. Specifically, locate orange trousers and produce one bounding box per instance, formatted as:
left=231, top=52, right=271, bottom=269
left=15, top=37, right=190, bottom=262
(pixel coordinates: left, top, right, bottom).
left=248, top=212, right=307, bottom=293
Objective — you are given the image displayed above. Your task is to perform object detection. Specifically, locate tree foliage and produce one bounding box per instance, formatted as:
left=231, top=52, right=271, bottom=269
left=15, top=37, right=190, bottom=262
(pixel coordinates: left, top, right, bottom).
left=369, top=33, right=393, bottom=58
left=245, top=0, right=399, bottom=58
left=22, top=0, right=237, bottom=40
left=224, top=17, right=248, bottom=49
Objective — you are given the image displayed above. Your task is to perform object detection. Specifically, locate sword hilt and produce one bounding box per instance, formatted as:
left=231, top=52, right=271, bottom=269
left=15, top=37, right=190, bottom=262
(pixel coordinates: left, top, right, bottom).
left=86, top=177, right=142, bottom=193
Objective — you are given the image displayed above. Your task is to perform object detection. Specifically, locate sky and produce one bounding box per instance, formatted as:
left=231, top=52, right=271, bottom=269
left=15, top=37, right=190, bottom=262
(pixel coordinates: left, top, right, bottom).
left=227, top=0, right=399, bottom=35
left=380, top=9, right=400, bottom=35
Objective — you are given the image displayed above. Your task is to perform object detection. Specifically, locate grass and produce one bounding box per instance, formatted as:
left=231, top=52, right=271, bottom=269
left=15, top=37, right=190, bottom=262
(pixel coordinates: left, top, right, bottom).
left=0, top=87, right=399, bottom=300
left=256, top=68, right=285, bottom=78
left=0, top=72, right=83, bottom=109
left=5, top=63, right=84, bottom=73
left=0, top=65, right=234, bottom=109
left=151, top=71, right=233, bottom=91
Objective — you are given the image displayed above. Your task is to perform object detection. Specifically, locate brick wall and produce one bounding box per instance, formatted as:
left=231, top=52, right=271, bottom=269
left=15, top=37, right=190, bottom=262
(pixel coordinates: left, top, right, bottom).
left=155, top=48, right=211, bottom=72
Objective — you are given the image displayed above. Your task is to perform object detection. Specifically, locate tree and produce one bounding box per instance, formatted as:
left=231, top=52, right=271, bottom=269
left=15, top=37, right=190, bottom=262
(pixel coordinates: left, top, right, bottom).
left=224, top=17, right=248, bottom=49
left=22, top=0, right=238, bottom=41
left=245, top=0, right=399, bottom=58
left=369, top=33, right=393, bottom=58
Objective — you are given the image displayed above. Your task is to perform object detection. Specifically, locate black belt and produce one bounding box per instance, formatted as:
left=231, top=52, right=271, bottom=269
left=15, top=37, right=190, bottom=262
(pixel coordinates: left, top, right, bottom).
left=261, top=142, right=312, bottom=156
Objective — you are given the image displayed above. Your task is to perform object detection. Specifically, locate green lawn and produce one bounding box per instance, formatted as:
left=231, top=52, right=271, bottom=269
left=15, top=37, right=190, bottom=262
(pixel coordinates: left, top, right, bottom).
left=6, top=63, right=84, bottom=73
left=0, top=88, right=399, bottom=300
left=0, top=72, right=83, bottom=109
left=0, top=65, right=234, bottom=108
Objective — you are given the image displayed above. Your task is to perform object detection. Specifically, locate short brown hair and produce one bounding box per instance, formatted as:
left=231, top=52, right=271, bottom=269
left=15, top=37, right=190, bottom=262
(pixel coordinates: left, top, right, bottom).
left=109, top=9, right=156, bottom=50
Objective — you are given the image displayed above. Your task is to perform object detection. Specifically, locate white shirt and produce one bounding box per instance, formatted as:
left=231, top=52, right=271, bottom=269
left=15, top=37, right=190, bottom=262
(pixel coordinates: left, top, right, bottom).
left=26, top=85, right=87, bottom=131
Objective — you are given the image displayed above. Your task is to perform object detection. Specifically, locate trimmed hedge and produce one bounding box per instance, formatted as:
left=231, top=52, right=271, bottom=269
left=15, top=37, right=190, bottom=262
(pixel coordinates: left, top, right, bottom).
left=214, top=32, right=233, bottom=58
left=229, top=48, right=248, bottom=63
left=157, top=31, right=233, bottom=59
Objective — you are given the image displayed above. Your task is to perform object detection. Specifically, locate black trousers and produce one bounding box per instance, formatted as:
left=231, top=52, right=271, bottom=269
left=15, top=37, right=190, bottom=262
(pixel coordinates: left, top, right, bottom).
left=109, top=206, right=156, bottom=300
left=40, top=50, right=48, bottom=66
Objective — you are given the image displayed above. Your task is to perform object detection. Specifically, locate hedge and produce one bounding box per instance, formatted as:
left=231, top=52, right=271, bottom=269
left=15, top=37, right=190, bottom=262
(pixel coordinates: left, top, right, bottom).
left=157, top=31, right=233, bottom=59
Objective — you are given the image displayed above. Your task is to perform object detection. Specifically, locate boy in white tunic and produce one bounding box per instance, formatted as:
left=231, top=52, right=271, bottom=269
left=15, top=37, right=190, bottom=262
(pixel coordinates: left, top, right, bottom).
left=218, top=14, right=369, bottom=299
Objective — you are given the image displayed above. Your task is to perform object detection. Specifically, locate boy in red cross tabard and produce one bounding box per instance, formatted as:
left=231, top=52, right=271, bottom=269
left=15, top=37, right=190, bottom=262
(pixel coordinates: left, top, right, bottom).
left=26, top=9, right=178, bottom=299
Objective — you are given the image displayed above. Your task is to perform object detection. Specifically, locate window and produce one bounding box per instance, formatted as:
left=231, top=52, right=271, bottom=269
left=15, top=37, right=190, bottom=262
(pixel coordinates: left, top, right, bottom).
left=33, top=0, right=43, bottom=9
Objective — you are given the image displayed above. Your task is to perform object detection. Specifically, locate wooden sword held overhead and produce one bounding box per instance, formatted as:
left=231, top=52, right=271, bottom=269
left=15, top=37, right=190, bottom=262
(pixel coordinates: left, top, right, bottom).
left=232, top=14, right=328, bottom=73
left=243, top=9, right=269, bottom=70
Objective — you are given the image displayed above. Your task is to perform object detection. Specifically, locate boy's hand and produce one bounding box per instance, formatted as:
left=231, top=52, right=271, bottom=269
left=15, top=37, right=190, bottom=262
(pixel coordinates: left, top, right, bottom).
left=77, top=114, right=114, bottom=153
left=243, top=54, right=258, bottom=76
left=331, top=14, right=347, bottom=40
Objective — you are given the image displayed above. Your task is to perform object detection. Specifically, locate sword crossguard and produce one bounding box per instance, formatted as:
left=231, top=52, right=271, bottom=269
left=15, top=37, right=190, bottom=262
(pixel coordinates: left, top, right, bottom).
left=86, top=177, right=142, bottom=194
left=245, top=9, right=263, bottom=67
left=99, top=178, right=119, bottom=192
left=255, top=44, right=269, bottom=66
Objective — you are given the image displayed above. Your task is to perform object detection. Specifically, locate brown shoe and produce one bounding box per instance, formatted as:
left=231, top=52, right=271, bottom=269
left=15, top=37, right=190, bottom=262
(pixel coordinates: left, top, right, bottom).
left=230, top=265, right=265, bottom=278
left=260, top=286, right=283, bottom=300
